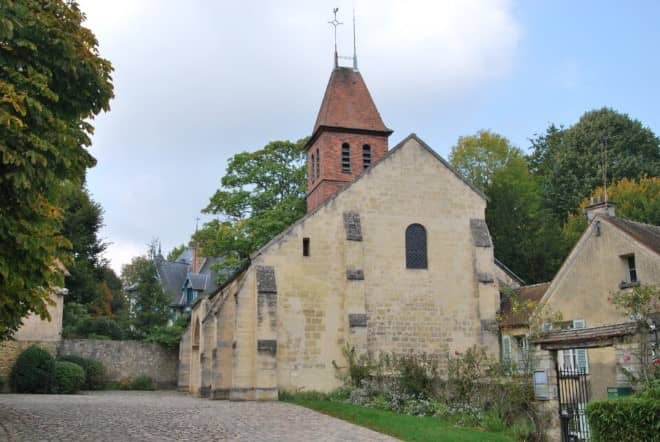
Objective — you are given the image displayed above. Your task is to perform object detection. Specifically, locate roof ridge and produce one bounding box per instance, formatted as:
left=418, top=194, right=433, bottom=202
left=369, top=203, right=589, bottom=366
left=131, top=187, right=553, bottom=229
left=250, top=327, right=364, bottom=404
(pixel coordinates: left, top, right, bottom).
left=253, top=133, right=485, bottom=259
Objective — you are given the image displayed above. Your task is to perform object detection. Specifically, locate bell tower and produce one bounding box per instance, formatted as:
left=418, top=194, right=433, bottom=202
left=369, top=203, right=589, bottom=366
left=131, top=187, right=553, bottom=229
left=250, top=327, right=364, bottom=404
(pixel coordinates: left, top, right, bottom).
left=305, top=66, right=392, bottom=212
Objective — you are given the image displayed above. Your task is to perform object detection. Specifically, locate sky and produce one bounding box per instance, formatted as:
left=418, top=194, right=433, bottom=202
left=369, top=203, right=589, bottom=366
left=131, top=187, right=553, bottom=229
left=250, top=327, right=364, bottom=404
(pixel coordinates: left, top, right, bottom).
left=76, top=0, right=660, bottom=274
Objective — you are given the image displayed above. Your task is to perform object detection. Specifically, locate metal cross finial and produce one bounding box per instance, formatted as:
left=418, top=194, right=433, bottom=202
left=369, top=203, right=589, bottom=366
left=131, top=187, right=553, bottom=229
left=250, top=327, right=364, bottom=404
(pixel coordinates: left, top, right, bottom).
left=328, top=8, right=343, bottom=67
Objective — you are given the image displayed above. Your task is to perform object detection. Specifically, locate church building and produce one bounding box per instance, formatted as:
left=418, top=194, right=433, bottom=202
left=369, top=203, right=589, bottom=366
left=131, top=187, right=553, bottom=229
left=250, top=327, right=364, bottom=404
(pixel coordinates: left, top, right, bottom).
left=178, top=61, right=503, bottom=400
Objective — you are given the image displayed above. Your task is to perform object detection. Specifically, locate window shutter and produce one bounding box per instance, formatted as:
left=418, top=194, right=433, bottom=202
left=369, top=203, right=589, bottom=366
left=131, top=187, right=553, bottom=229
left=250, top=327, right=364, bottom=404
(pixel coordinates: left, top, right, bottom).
left=502, top=335, right=512, bottom=365
left=573, top=319, right=589, bottom=373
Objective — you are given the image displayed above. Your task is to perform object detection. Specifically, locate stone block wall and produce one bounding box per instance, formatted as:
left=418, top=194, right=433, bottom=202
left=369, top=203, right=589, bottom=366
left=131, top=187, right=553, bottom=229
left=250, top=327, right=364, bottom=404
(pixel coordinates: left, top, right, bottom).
left=58, top=339, right=178, bottom=388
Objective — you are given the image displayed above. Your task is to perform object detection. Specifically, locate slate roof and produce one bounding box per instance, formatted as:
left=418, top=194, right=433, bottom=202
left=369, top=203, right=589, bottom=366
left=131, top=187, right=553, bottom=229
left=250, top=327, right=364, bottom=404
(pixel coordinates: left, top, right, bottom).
left=603, top=216, right=660, bottom=255
left=500, top=282, right=551, bottom=327
left=310, top=67, right=392, bottom=143
left=155, top=256, right=189, bottom=306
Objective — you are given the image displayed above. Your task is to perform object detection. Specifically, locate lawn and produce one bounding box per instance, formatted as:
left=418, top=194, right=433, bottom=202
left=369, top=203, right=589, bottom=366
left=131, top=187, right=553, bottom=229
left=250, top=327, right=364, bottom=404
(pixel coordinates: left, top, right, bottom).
left=284, top=398, right=513, bottom=442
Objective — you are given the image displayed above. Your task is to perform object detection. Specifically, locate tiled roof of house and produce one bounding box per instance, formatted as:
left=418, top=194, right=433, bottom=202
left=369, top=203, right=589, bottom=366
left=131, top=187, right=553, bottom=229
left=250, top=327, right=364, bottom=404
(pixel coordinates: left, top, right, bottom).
left=500, top=282, right=551, bottom=327
left=311, top=67, right=391, bottom=140
left=603, top=216, right=660, bottom=255
left=532, top=322, right=638, bottom=349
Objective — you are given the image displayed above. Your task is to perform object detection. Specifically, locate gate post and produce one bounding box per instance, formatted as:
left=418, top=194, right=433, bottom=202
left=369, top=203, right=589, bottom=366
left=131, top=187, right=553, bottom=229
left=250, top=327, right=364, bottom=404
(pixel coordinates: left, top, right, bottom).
left=532, top=346, right=562, bottom=441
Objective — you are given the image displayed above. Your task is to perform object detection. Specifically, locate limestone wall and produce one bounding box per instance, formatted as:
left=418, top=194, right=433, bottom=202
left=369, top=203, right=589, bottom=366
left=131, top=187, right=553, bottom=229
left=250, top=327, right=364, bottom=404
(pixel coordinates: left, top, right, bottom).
left=12, top=292, right=64, bottom=341
left=58, top=339, right=178, bottom=387
left=252, top=137, right=497, bottom=392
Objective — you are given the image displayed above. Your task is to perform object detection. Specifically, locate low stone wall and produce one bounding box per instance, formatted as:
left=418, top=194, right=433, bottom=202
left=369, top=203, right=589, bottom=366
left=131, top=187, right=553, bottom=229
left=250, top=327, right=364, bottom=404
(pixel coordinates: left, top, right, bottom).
left=58, top=339, right=178, bottom=388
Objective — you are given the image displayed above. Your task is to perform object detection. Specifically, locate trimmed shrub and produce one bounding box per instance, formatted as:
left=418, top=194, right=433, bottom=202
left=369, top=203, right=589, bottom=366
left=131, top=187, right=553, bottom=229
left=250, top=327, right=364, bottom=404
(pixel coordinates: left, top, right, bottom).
left=53, top=361, right=85, bottom=394
left=10, top=346, right=55, bottom=393
left=58, top=355, right=107, bottom=390
left=83, top=358, right=107, bottom=390
left=586, top=397, right=660, bottom=442
left=131, top=375, right=155, bottom=390
left=58, top=354, right=86, bottom=368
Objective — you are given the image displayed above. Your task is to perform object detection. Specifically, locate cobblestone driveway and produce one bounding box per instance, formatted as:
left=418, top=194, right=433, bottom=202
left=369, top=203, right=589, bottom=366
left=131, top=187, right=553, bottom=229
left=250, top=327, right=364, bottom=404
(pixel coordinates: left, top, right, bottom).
left=0, top=391, right=397, bottom=441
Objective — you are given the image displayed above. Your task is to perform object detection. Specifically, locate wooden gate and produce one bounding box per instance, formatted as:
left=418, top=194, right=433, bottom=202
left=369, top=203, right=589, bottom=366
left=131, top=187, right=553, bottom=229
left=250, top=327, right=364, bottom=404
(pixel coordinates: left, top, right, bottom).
left=557, top=367, right=591, bottom=441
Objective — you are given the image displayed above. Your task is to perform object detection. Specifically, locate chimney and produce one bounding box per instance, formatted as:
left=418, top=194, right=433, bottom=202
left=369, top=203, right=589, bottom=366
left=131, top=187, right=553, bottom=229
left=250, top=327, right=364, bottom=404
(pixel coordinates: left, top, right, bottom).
left=584, top=197, right=616, bottom=223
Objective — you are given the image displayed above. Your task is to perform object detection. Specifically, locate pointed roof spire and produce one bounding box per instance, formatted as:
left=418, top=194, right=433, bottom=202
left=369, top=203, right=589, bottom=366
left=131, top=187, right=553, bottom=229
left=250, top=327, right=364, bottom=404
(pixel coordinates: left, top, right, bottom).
left=309, top=68, right=392, bottom=143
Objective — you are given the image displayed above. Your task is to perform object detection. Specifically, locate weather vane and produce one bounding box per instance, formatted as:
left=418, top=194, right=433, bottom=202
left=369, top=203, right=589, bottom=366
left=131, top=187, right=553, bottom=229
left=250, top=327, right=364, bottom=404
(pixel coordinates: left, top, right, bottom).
left=328, top=8, right=343, bottom=67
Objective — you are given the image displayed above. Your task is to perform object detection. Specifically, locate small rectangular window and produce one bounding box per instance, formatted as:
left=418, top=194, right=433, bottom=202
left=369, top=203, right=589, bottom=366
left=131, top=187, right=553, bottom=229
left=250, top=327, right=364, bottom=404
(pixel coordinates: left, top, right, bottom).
left=341, top=143, right=351, bottom=173
left=627, top=255, right=637, bottom=283
left=362, top=145, right=371, bottom=169
left=302, top=238, right=310, bottom=257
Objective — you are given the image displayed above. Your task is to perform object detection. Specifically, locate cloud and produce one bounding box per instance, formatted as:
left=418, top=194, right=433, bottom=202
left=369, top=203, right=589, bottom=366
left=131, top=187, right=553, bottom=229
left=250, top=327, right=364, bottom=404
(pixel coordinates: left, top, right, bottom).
left=77, top=0, right=521, bottom=273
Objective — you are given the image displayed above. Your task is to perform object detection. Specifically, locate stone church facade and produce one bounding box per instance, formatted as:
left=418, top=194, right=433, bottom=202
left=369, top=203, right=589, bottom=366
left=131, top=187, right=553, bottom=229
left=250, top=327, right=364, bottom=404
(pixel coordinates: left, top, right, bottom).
left=178, top=66, right=501, bottom=400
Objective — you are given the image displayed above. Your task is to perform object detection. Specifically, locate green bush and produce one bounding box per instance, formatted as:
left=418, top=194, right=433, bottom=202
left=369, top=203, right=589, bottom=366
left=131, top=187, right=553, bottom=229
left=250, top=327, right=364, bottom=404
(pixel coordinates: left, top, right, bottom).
left=59, top=354, right=106, bottom=390
left=53, top=361, right=85, bottom=394
left=124, top=375, right=155, bottom=391
left=83, top=358, right=107, bottom=390
left=397, top=354, right=437, bottom=398
left=77, top=318, right=123, bottom=340
left=0, top=374, right=5, bottom=391
left=586, top=397, right=660, bottom=442
left=145, top=314, right=189, bottom=348
left=10, top=346, right=55, bottom=393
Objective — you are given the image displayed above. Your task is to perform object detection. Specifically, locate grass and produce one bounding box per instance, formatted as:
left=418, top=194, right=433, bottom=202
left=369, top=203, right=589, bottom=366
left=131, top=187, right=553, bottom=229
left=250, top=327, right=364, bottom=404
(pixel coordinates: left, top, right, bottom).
left=283, top=397, right=513, bottom=442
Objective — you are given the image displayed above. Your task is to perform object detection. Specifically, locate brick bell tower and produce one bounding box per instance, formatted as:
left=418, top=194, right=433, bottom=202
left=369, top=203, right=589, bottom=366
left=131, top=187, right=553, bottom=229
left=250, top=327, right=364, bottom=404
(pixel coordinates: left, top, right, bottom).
left=305, top=65, right=393, bottom=212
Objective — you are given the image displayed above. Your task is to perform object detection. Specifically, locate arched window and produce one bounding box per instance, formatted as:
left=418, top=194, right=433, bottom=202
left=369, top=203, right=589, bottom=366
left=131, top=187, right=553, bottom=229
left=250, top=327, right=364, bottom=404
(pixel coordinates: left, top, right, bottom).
left=316, top=148, right=320, bottom=179
left=405, top=224, right=427, bottom=269
left=310, top=153, right=315, bottom=181
left=362, top=144, right=372, bottom=169
left=341, top=143, right=351, bottom=173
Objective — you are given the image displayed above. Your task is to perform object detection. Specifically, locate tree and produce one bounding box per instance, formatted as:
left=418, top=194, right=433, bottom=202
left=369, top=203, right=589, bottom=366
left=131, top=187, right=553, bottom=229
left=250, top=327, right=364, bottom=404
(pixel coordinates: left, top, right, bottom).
left=562, top=177, right=660, bottom=248
left=194, top=139, right=307, bottom=276
left=166, top=244, right=187, bottom=262
left=530, top=108, right=660, bottom=222
left=449, top=130, right=564, bottom=282
left=449, top=130, right=523, bottom=190
left=0, top=0, right=114, bottom=339
left=121, top=243, right=170, bottom=337
left=59, top=183, right=105, bottom=305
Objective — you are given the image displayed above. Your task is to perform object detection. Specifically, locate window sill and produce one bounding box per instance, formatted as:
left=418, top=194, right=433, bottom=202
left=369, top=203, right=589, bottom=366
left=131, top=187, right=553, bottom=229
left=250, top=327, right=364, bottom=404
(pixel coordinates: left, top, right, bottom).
left=619, top=281, right=640, bottom=289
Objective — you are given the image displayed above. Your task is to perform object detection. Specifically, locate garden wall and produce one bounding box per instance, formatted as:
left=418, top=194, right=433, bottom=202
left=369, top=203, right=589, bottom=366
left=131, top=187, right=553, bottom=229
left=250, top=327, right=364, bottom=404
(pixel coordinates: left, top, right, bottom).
left=58, top=339, right=178, bottom=388
left=1, top=339, right=178, bottom=389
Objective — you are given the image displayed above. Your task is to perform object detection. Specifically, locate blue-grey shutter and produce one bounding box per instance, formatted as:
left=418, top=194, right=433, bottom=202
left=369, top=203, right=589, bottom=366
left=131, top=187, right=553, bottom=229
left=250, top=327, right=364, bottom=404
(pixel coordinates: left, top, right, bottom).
left=502, top=335, right=512, bottom=367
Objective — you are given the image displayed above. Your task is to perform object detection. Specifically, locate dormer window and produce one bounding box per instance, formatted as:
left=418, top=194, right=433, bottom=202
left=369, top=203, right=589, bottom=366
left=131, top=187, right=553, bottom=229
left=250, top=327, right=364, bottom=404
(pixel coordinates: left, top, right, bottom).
left=341, top=143, right=351, bottom=173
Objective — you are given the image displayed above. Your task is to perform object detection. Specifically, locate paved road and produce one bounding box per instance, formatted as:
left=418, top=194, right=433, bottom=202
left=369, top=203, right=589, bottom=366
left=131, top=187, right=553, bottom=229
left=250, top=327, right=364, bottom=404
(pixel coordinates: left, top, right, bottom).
left=0, top=391, right=397, bottom=441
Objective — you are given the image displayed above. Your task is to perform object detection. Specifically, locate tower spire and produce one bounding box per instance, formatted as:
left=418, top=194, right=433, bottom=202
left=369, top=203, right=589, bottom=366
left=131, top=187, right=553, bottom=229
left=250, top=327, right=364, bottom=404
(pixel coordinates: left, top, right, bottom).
left=328, top=8, right=343, bottom=68
left=352, top=8, right=358, bottom=70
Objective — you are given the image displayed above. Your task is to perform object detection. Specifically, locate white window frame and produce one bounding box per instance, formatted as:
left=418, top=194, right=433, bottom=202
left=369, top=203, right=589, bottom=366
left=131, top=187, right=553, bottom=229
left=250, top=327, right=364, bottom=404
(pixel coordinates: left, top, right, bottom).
left=558, top=319, right=589, bottom=373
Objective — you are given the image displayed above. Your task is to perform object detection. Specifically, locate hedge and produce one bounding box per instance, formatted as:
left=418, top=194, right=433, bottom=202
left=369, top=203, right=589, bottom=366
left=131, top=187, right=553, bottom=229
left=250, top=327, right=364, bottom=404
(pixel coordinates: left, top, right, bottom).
left=53, top=361, right=86, bottom=394
left=586, top=397, right=660, bottom=442
left=59, top=354, right=107, bottom=390
left=10, top=346, right=55, bottom=393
